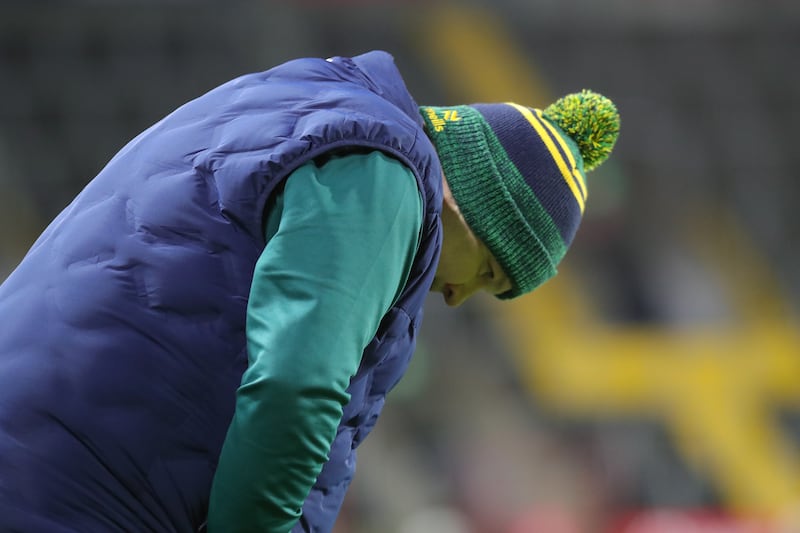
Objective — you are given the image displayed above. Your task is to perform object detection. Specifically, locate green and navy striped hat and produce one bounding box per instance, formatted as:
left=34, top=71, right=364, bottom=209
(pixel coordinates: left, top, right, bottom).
left=421, top=90, right=620, bottom=299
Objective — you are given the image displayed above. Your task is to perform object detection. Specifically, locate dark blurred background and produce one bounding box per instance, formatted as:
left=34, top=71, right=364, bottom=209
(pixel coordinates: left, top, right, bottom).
left=2, top=1, right=799, bottom=532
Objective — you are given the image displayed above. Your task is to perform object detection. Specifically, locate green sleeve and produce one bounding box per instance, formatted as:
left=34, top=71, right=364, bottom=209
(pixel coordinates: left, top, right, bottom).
left=206, top=151, right=423, bottom=533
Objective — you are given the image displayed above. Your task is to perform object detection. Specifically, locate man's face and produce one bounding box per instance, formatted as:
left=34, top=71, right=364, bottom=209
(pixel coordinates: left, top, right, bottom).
left=430, top=206, right=512, bottom=307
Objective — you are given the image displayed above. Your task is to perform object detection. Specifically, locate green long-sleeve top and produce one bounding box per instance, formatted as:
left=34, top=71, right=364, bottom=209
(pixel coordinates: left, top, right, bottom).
left=207, top=151, right=423, bottom=532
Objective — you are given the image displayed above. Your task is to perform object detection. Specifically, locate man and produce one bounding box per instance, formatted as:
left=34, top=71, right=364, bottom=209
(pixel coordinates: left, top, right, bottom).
left=0, top=50, right=619, bottom=532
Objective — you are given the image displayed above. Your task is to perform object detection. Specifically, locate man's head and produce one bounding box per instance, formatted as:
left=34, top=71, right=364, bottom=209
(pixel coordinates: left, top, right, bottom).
left=421, top=90, right=620, bottom=306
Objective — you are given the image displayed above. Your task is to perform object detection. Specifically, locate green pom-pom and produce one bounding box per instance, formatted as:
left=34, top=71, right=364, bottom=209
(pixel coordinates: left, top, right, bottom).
left=543, top=89, right=620, bottom=173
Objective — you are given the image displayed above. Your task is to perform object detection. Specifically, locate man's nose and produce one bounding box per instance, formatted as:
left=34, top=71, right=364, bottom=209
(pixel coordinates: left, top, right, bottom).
left=443, top=277, right=487, bottom=307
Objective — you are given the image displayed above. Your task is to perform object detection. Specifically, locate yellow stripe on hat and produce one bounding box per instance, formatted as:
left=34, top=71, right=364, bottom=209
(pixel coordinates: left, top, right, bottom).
left=534, top=109, right=587, bottom=201
left=527, top=105, right=587, bottom=204
left=506, top=102, right=585, bottom=213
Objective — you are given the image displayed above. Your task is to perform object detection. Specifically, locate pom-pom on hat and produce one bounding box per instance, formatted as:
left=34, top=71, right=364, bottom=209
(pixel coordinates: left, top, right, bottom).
left=421, top=90, right=619, bottom=299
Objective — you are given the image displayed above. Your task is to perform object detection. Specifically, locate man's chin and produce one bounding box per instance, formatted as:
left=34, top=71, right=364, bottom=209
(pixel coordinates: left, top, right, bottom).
left=429, top=278, right=442, bottom=293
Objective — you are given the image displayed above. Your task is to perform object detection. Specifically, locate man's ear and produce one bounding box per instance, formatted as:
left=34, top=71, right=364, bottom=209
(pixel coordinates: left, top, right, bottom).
left=440, top=172, right=458, bottom=216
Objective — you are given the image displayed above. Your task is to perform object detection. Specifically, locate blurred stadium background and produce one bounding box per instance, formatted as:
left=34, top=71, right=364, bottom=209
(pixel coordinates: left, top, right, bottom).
left=2, top=1, right=800, bottom=531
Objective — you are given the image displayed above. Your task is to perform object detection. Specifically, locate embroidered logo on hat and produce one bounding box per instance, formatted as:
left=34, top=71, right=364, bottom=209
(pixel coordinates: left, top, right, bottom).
left=424, top=107, right=461, bottom=132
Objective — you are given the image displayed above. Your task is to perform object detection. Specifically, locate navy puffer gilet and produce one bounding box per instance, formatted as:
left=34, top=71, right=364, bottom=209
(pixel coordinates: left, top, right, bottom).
left=0, top=50, right=442, bottom=532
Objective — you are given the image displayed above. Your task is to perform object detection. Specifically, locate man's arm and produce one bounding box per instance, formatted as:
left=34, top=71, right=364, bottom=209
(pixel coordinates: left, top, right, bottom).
left=207, top=151, right=422, bottom=532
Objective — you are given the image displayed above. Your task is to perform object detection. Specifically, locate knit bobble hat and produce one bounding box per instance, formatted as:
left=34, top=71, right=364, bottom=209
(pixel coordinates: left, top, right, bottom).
left=421, top=90, right=619, bottom=299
